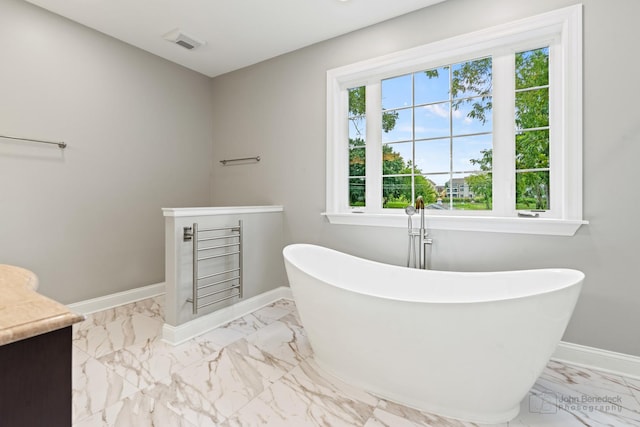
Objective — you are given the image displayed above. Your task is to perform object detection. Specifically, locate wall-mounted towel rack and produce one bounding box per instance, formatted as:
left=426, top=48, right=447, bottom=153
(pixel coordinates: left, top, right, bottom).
left=183, top=220, right=243, bottom=314
left=0, top=134, right=67, bottom=149
left=220, top=156, right=260, bottom=165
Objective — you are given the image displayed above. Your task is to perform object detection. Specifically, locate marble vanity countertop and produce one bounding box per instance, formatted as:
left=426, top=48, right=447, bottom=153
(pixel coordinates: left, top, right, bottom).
left=0, top=264, right=84, bottom=346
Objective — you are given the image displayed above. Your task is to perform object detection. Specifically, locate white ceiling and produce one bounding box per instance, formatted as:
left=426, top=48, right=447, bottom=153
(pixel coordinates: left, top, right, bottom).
left=23, top=0, right=446, bottom=77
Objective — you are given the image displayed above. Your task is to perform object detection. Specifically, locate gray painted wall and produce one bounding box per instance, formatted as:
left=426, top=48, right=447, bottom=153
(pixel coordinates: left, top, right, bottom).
left=0, top=0, right=213, bottom=303
left=210, top=0, right=640, bottom=356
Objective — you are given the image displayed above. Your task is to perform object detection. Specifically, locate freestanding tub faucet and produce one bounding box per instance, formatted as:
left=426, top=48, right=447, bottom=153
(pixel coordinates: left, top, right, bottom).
left=406, top=196, right=432, bottom=269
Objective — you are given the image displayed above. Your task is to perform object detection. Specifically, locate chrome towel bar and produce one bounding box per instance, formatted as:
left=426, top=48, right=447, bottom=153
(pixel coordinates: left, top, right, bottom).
left=198, top=250, right=240, bottom=262
left=0, top=134, right=67, bottom=149
left=220, top=156, right=260, bottom=165
left=197, top=268, right=240, bottom=281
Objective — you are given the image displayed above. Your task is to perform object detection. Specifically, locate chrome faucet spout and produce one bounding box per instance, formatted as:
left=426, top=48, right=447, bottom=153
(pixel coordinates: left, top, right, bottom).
left=406, top=197, right=432, bottom=270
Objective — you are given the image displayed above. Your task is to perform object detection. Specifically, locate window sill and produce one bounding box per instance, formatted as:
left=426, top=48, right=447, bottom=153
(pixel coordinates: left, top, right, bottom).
left=322, top=212, right=587, bottom=236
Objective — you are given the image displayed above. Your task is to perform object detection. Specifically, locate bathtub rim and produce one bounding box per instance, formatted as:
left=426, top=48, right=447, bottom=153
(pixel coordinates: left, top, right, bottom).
left=283, top=243, right=585, bottom=305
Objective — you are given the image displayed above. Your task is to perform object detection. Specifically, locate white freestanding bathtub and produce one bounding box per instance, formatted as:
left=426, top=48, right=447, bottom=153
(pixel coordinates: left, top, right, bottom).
left=283, top=244, right=584, bottom=423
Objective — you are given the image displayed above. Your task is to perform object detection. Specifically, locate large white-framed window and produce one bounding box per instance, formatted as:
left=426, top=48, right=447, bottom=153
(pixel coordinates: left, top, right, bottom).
left=324, top=5, right=586, bottom=236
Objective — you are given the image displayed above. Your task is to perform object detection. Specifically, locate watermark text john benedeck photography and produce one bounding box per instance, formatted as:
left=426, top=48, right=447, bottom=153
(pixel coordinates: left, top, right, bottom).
left=530, top=392, right=623, bottom=414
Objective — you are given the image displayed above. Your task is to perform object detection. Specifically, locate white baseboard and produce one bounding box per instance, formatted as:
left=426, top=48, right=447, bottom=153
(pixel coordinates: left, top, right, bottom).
left=66, top=282, right=166, bottom=315
left=552, top=341, right=640, bottom=380
left=162, top=286, right=293, bottom=345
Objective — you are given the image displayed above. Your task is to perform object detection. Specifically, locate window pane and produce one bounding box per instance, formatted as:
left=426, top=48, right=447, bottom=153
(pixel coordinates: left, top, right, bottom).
left=423, top=174, right=448, bottom=209
left=515, top=47, right=550, bottom=213
left=516, top=47, right=549, bottom=90
left=515, top=88, right=549, bottom=130
left=444, top=175, right=467, bottom=203
left=415, top=102, right=450, bottom=140
left=451, top=58, right=492, bottom=100
left=424, top=173, right=449, bottom=189
left=443, top=173, right=492, bottom=210
left=382, top=74, right=412, bottom=110
left=349, top=146, right=366, bottom=177
left=381, top=175, right=439, bottom=208
left=382, top=108, right=412, bottom=143
left=516, top=129, right=549, bottom=170
left=415, top=67, right=450, bottom=105
left=415, top=175, right=438, bottom=205
left=349, top=116, right=365, bottom=145
left=453, top=134, right=492, bottom=173
left=463, top=172, right=493, bottom=210
left=383, top=142, right=412, bottom=175
left=349, top=86, right=366, bottom=207
left=452, top=96, right=492, bottom=136
left=516, top=171, right=549, bottom=210
left=349, top=178, right=366, bottom=207
left=348, top=86, right=366, bottom=117
left=382, top=176, right=411, bottom=208
left=415, top=138, right=449, bottom=174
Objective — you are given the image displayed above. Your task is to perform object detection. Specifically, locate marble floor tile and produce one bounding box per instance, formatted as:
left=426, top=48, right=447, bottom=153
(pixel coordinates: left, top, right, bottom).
left=268, top=298, right=297, bottom=312
left=73, top=390, right=197, bottom=427
left=525, top=362, right=640, bottom=426
left=364, top=400, right=492, bottom=427
left=239, top=313, right=313, bottom=372
left=251, top=303, right=295, bottom=325
left=193, top=322, right=247, bottom=350
left=144, top=342, right=289, bottom=426
left=71, top=297, right=640, bottom=427
left=73, top=312, right=164, bottom=358
left=290, top=358, right=380, bottom=407
left=75, top=296, right=165, bottom=332
left=251, top=300, right=296, bottom=324
left=365, top=409, right=474, bottom=427
left=72, top=346, right=139, bottom=423
left=224, top=358, right=378, bottom=427
left=98, top=336, right=220, bottom=389
left=223, top=313, right=269, bottom=336
left=117, top=295, right=164, bottom=319
left=626, top=377, right=640, bottom=408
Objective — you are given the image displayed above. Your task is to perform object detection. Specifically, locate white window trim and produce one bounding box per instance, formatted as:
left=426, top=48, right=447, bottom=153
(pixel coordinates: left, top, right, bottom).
left=324, top=4, right=587, bottom=236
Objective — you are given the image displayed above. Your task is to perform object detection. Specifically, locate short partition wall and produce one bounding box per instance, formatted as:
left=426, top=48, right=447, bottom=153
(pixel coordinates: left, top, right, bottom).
left=162, top=206, right=286, bottom=332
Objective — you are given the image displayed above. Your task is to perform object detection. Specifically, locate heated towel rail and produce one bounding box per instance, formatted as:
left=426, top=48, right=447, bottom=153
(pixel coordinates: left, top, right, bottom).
left=183, top=221, right=243, bottom=314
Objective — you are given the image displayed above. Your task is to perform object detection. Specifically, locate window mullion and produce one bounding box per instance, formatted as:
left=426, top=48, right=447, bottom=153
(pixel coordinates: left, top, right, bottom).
left=327, top=81, right=349, bottom=213
left=491, top=53, right=516, bottom=217
left=548, top=41, right=563, bottom=218
left=365, top=82, right=383, bottom=212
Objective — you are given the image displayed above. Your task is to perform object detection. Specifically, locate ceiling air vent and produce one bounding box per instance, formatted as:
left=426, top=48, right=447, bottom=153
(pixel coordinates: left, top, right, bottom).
left=163, top=29, right=206, bottom=50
